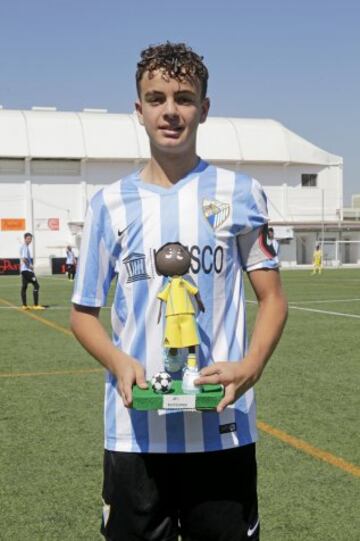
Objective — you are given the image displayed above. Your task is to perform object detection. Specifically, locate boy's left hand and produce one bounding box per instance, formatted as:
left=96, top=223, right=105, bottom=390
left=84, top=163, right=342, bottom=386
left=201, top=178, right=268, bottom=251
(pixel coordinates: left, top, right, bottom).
left=194, top=359, right=262, bottom=413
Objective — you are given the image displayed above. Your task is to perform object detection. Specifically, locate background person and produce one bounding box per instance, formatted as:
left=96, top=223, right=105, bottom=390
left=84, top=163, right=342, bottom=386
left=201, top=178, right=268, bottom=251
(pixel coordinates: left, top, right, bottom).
left=268, top=227, right=280, bottom=256
left=20, top=232, right=45, bottom=310
left=65, top=246, right=76, bottom=280
left=312, top=243, right=323, bottom=275
left=70, top=41, right=288, bottom=541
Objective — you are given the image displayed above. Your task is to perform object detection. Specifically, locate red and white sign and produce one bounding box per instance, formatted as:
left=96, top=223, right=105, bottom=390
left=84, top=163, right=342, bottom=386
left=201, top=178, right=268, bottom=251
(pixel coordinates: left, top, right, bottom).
left=34, top=218, right=60, bottom=231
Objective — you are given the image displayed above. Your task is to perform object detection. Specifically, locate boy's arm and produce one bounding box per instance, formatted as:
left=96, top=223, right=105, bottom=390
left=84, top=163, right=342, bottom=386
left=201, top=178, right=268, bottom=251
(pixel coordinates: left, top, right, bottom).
left=70, top=304, right=148, bottom=406
left=22, top=257, right=32, bottom=268
left=195, top=268, right=288, bottom=412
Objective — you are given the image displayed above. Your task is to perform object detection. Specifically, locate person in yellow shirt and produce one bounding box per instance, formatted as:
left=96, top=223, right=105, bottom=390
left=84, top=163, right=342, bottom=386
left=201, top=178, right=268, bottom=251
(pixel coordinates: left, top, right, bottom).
left=312, top=244, right=323, bottom=275
left=156, top=242, right=205, bottom=368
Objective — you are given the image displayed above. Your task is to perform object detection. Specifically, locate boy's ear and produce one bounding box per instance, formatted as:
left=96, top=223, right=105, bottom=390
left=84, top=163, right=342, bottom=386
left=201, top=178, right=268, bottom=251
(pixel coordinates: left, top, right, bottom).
left=200, top=97, right=210, bottom=124
left=135, top=100, right=144, bottom=125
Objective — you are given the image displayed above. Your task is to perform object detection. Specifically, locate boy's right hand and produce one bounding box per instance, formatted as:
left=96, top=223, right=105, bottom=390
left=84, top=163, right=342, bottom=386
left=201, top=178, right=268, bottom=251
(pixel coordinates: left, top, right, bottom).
left=115, top=355, right=148, bottom=407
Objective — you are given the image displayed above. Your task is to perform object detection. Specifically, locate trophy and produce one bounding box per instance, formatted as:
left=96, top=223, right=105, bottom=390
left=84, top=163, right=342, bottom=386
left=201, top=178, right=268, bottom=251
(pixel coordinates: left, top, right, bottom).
left=132, top=242, right=224, bottom=411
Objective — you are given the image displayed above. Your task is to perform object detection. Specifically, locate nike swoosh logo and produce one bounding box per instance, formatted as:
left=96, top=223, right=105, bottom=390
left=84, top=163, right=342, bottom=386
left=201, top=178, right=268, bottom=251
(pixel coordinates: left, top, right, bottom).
left=247, top=517, right=260, bottom=537
left=118, top=220, right=136, bottom=240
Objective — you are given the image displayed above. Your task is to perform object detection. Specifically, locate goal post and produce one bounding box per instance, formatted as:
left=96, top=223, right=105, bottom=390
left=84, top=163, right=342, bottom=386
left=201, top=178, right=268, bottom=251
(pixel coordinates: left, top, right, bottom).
left=322, top=240, right=360, bottom=267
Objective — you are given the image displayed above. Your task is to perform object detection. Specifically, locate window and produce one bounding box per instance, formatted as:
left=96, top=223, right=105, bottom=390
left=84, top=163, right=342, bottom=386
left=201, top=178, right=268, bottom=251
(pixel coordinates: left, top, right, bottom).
left=30, top=159, right=81, bottom=176
left=0, top=158, right=25, bottom=175
left=301, top=174, right=317, bottom=187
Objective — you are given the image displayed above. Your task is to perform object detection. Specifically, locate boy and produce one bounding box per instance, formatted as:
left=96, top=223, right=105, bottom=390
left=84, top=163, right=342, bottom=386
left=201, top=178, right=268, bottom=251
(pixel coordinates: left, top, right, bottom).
left=71, top=42, right=288, bottom=541
left=20, top=232, right=44, bottom=310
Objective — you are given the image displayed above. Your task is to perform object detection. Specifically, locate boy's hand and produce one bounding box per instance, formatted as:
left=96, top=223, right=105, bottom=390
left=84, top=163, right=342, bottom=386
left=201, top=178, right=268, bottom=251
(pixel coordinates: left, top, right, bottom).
left=115, top=356, right=148, bottom=408
left=194, top=359, right=262, bottom=413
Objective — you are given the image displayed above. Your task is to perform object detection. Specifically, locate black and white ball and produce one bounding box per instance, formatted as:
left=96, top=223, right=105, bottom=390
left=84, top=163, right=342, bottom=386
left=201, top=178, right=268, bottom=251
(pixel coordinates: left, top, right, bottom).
left=151, top=371, right=173, bottom=394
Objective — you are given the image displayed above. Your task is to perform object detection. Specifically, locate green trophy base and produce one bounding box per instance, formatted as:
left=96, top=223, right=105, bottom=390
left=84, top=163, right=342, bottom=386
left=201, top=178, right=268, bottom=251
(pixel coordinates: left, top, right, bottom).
left=132, top=380, right=224, bottom=411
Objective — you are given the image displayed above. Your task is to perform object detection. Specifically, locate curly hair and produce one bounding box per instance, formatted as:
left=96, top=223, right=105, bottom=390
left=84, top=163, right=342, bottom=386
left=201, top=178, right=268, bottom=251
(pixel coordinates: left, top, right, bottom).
left=136, top=41, right=209, bottom=99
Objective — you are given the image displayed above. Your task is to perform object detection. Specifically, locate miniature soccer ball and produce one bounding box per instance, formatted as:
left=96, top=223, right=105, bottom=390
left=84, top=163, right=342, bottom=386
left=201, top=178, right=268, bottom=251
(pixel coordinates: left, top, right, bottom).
left=151, top=371, right=173, bottom=394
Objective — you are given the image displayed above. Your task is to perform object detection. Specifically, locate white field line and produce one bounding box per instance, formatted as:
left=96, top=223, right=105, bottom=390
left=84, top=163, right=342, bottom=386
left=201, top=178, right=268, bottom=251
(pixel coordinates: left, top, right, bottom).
left=0, top=278, right=75, bottom=283
left=0, top=305, right=112, bottom=310
left=288, top=305, right=360, bottom=319
left=288, top=298, right=360, bottom=304
left=246, top=299, right=360, bottom=319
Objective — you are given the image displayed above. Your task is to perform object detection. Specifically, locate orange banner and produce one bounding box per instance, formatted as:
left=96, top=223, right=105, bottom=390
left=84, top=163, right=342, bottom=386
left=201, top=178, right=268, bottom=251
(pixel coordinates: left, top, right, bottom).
left=1, top=219, right=26, bottom=231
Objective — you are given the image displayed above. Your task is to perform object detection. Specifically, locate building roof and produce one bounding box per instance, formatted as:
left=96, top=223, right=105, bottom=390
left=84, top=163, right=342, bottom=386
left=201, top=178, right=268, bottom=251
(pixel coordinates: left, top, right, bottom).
left=0, top=108, right=342, bottom=166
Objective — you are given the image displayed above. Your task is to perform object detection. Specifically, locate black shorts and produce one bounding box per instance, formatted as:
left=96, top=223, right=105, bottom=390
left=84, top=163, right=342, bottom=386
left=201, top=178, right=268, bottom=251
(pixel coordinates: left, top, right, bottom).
left=21, top=270, right=38, bottom=286
left=101, top=444, right=259, bottom=541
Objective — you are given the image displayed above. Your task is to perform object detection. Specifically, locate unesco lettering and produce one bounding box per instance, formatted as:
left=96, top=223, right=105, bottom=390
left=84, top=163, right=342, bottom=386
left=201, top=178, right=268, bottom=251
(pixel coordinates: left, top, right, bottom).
left=152, top=245, right=224, bottom=275
left=189, top=245, right=224, bottom=274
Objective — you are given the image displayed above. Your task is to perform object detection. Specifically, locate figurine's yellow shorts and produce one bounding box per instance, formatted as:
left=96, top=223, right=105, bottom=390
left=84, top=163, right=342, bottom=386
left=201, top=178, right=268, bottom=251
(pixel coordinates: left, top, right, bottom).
left=163, top=314, right=200, bottom=348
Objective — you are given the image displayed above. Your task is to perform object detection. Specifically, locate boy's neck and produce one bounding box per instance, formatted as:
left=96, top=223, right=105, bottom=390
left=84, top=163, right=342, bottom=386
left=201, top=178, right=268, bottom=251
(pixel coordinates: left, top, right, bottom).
left=140, top=151, right=200, bottom=188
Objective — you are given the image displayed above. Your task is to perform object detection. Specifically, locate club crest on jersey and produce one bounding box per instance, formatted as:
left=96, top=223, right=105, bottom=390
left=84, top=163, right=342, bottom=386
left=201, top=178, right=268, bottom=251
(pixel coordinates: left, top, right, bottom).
left=202, top=198, right=230, bottom=230
left=123, top=253, right=151, bottom=283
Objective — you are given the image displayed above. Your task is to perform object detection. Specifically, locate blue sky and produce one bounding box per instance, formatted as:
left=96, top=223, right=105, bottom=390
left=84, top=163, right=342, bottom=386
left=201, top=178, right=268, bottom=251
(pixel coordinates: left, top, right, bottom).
left=0, top=0, right=359, bottom=203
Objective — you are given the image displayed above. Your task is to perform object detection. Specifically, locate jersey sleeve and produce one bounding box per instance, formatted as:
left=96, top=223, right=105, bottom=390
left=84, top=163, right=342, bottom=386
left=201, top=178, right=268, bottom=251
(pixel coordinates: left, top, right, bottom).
left=237, top=180, right=279, bottom=272
left=183, top=279, right=198, bottom=296
left=72, top=190, right=117, bottom=307
left=157, top=282, right=170, bottom=301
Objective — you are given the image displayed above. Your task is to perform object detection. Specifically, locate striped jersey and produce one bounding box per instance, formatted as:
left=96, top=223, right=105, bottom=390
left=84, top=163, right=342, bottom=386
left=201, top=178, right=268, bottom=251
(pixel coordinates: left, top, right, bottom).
left=20, top=243, right=33, bottom=272
left=72, top=160, right=278, bottom=453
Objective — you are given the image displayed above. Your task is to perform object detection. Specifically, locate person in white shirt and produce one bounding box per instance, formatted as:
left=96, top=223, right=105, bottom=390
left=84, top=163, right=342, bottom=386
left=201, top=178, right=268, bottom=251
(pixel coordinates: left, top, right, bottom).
left=65, top=246, right=76, bottom=280
left=268, top=227, right=280, bottom=257
left=19, top=232, right=45, bottom=310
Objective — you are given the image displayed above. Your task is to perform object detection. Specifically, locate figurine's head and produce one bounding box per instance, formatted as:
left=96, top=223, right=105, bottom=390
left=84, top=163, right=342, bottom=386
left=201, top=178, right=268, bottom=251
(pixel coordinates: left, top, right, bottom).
left=155, top=242, right=191, bottom=277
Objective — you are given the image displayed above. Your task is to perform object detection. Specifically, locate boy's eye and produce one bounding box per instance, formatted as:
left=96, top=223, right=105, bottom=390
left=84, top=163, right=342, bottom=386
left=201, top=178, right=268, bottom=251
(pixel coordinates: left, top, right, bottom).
left=176, top=96, right=192, bottom=105
left=146, top=95, right=164, bottom=104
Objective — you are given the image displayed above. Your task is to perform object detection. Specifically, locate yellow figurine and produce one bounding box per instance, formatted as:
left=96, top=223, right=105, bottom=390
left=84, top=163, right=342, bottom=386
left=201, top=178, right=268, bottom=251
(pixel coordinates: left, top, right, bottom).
left=155, top=242, right=205, bottom=380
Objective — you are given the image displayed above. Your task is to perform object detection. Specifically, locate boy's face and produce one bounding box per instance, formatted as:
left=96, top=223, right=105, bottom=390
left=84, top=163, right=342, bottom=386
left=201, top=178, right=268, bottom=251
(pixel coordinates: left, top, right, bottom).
left=135, top=70, right=209, bottom=156
left=25, top=235, right=32, bottom=245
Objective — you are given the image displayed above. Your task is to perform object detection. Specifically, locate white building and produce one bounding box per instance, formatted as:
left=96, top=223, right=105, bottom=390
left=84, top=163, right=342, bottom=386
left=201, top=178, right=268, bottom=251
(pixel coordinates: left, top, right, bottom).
left=0, top=107, right=358, bottom=273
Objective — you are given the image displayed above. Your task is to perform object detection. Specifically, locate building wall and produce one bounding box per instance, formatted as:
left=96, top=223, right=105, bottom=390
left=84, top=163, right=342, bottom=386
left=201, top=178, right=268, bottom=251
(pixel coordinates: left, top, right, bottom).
left=242, top=164, right=342, bottom=222
left=0, top=158, right=348, bottom=272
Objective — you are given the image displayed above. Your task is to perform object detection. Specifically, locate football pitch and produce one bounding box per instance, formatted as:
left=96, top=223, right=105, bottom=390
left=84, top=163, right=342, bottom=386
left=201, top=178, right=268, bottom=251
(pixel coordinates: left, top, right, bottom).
left=1, top=270, right=359, bottom=540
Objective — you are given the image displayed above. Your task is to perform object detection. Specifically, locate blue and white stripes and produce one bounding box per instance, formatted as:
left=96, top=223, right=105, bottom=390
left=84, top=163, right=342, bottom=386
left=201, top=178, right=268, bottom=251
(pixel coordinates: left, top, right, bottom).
left=72, top=162, right=277, bottom=453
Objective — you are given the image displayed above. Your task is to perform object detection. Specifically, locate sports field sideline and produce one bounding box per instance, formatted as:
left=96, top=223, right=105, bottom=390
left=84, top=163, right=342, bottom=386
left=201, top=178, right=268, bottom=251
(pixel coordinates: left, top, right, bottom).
left=1, top=270, right=359, bottom=540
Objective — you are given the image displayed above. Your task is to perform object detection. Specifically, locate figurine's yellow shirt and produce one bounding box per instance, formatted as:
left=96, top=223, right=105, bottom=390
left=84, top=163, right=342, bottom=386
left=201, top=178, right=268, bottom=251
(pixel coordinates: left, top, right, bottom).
left=157, top=277, right=198, bottom=316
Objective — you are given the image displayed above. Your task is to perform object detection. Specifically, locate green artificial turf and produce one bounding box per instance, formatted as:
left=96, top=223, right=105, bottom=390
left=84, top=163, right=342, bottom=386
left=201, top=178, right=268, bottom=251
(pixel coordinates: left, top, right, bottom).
left=0, top=270, right=359, bottom=540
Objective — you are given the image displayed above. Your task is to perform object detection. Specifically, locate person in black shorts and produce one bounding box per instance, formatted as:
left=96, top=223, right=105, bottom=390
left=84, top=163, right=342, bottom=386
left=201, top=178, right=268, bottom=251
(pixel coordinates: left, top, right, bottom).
left=65, top=246, right=76, bottom=280
left=20, top=232, right=45, bottom=310
left=70, top=42, right=288, bottom=541
left=101, top=444, right=259, bottom=541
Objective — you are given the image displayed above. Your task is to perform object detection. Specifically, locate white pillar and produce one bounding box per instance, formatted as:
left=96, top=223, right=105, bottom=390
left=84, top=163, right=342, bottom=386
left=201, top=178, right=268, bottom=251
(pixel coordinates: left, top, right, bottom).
left=80, top=159, right=88, bottom=220
left=282, top=182, right=288, bottom=220
left=24, top=177, right=34, bottom=256
left=80, top=180, right=88, bottom=220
